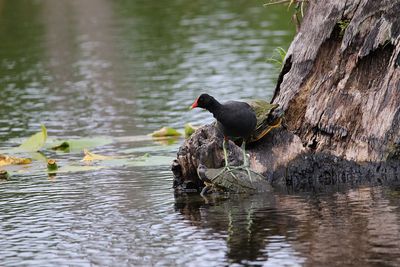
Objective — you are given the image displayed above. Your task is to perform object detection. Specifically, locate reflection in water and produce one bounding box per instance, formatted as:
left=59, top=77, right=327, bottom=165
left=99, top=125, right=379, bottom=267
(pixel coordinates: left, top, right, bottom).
left=42, top=0, right=125, bottom=136
left=174, top=193, right=306, bottom=265
left=0, top=0, right=48, bottom=141
left=175, top=187, right=400, bottom=266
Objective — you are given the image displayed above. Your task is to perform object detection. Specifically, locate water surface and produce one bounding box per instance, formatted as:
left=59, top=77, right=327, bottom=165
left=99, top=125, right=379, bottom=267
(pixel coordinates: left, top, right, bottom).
left=1, top=1, right=400, bottom=266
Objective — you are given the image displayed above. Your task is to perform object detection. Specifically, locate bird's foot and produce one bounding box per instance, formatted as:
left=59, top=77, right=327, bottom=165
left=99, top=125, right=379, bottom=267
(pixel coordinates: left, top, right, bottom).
left=215, top=164, right=241, bottom=180
left=216, top=165, right=232, bottom=176
left=229, top=165, right=254, bottom=182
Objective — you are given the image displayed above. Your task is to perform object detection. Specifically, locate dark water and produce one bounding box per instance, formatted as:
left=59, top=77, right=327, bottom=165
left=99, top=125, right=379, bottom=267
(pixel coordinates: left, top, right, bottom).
left=1, top=0, right=400, bottom=266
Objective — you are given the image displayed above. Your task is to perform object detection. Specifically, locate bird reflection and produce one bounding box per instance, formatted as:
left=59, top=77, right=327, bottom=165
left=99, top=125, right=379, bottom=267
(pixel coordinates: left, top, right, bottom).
left=174, top=187, right=400, bottom=266
left=174, top=192, right=297, bottom=264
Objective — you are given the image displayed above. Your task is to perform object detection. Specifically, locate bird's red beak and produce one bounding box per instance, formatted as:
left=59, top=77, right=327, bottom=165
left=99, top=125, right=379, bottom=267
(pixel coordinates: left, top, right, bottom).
left=190, top=98, right=199, bottom=109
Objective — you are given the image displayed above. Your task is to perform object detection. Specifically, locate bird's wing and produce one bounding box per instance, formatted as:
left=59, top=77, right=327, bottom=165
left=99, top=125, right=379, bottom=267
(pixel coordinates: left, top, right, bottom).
left=244, top=100, right=282, bottom=142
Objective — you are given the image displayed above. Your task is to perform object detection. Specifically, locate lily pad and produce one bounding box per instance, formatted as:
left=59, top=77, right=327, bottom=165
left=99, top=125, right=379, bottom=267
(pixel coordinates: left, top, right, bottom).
left=47, top=137, right=113, bottom=152
left=150, top=127, right=182, bottom=138
left=51, top=141, right=70, bottom=152
left=30, top=152, right=48, bottom=163
left=47, top=154, right=173, bottom=174
left=81, top=150, right=173, bottom=167
left=47, top=165, right=105, bottom=174
left=14, top=125, right=47, bottom=152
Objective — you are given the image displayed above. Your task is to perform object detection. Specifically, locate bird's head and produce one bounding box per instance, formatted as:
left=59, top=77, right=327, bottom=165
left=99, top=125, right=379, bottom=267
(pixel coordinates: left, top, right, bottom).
left=190, top=94, right=215, bottom=110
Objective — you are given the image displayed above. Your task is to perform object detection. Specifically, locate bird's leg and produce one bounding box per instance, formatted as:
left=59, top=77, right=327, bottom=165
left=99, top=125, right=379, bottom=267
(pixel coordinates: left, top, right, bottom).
left=218, top=137, right=233, bottom=175
left=216, top=137, right=240, bottom=179
left=242, top=141, right=253, bottom=181
left=223, top=137, right=230, bottom=168
left=231, top=140, right=253, bottom=182
left=241, top=140, right=249, bottom=167
left=218, top=138, right=252, bottom=182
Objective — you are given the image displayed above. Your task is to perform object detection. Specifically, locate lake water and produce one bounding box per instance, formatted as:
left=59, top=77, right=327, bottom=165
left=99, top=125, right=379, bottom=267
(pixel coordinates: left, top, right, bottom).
left=1, top=0, right=400, bottom=266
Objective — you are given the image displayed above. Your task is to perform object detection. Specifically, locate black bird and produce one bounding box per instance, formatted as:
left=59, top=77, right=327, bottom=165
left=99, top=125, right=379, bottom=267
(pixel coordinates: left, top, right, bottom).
left=190, top=94, right=258, bottom=169
left=191, top=93, right=283, bottom=170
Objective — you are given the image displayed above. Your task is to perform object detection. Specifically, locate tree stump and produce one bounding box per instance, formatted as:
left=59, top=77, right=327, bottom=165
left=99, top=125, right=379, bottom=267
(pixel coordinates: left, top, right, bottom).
left=172, top=0, right=400, bottom=192
left=274, top=0, right=400, bottom=162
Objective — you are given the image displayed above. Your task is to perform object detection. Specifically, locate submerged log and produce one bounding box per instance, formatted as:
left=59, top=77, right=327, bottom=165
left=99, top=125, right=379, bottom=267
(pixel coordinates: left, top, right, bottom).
left=172, top=0, right=400, bottom=192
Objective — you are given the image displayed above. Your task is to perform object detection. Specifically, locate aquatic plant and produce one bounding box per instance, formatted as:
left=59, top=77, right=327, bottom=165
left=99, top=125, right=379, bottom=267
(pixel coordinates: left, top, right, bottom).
left=0, top=125, right=176, bottom=178
left=267, top=47, right=287, bottom=70
left=264, top=0, right=309, bottom=28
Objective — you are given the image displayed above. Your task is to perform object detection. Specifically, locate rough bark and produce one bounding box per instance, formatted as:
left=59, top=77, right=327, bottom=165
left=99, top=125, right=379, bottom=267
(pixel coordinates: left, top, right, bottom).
left=172, top=0, right=400, bottom=192
left=273, top=0, right=400, bottom=161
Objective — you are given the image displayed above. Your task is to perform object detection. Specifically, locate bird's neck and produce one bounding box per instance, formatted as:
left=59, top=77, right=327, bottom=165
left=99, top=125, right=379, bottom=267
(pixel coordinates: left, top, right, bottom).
left=206, top=98, right=223, bottom=114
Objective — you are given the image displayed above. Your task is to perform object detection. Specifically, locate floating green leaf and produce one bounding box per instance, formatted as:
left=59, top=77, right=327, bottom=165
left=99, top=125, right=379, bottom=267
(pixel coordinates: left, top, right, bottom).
left=51, top=141, right=70, bottom=152
left=0, top=123, right=174, bottom=177
left=30, top=152, right=48, bottom=163
left=81, top=150, right=172, bottom=167
left=150, top=127, right=182, bottom=138
left=46, top=155, right=172, bottom=174
left=47, top=165, right=105, bottom=174
left=14, top=125, right=47, bottom=152
left=47, top=137, right=113, bottom=152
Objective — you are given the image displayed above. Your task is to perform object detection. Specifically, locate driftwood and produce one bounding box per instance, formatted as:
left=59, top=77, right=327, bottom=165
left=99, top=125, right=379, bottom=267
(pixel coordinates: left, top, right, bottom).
left=172, top=0, right=400, bottom=192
